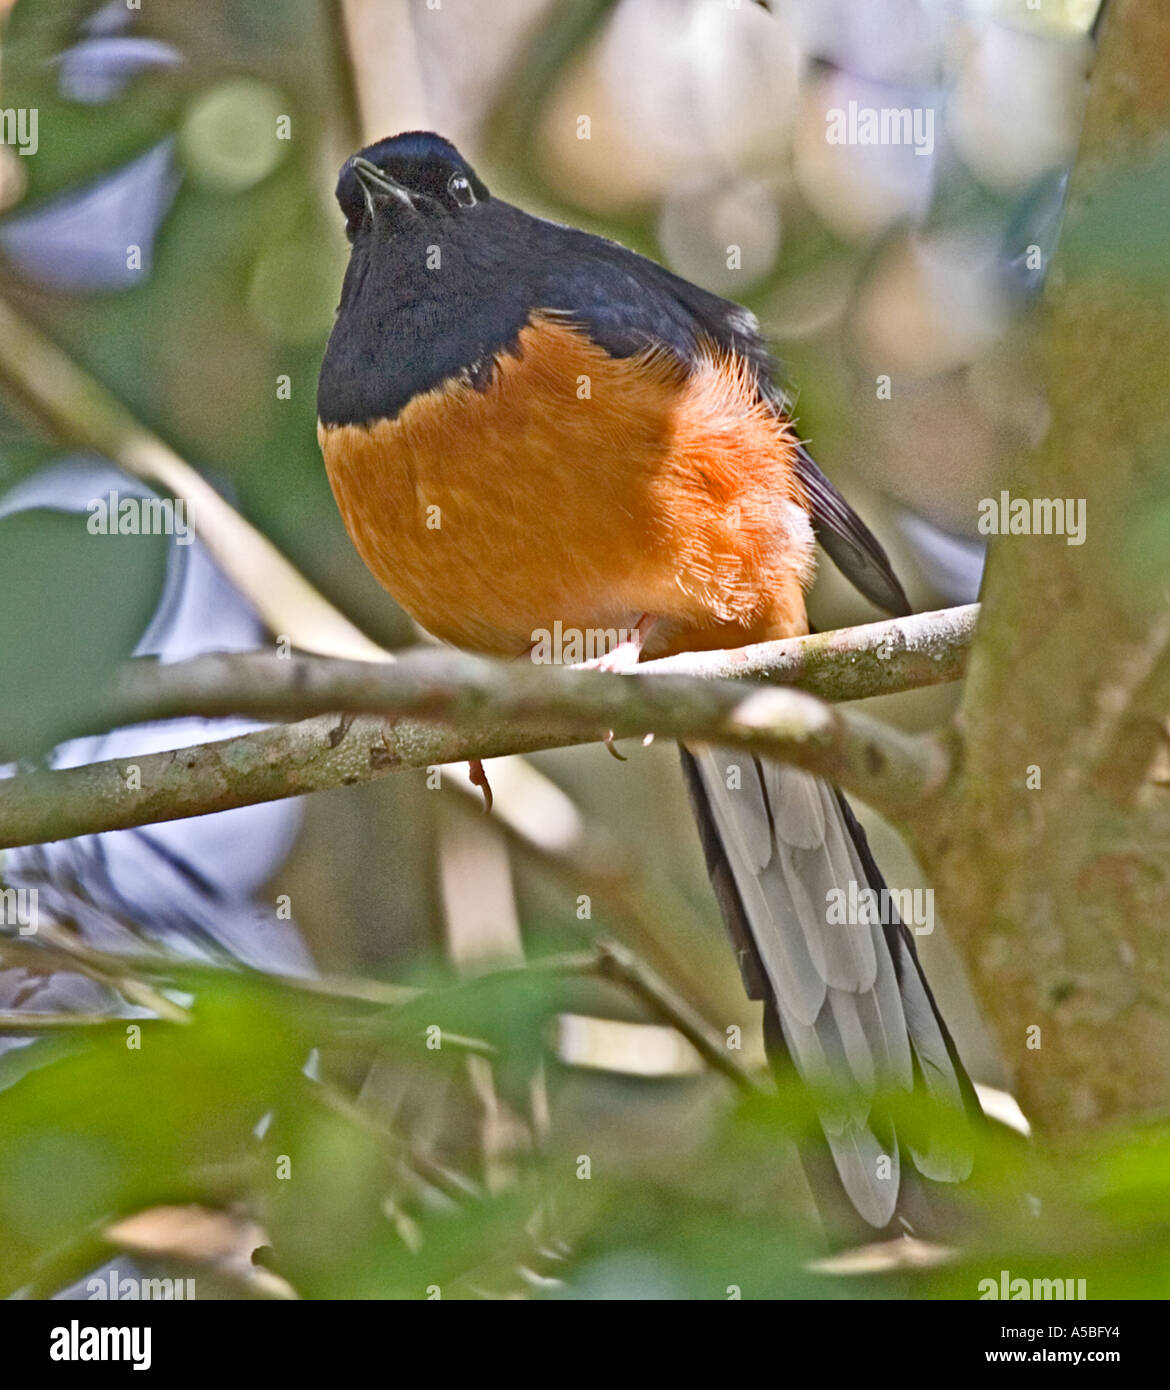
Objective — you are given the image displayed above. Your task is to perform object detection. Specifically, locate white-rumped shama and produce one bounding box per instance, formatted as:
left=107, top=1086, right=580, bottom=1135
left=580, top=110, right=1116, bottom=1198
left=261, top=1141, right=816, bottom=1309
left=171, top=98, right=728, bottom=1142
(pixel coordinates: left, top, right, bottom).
left=317, top=131, right=980, bottom=1232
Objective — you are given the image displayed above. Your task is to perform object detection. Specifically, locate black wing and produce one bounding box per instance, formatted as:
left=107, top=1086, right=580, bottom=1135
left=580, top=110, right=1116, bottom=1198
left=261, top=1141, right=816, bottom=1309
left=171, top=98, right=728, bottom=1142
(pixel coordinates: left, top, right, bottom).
left=793, top=445, right=910, bottom=617
left=531, top=217, right=911, bottom=617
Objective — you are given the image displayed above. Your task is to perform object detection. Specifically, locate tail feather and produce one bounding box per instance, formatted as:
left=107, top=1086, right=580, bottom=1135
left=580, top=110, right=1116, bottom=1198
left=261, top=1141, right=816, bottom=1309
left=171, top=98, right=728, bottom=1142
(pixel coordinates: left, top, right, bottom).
left=681, top=745, right=978, bottom=1229
left=834, top=791, right=983, bottom=1121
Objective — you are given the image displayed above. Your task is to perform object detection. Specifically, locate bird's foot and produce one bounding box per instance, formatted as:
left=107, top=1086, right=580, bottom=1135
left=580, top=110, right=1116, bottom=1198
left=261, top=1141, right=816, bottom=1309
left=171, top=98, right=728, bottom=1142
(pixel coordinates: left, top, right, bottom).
left=468, top=757, right=493, bottom=813
left=570, top=615, right=658, bottom=759
left=327, top=712, right=357, bottom=748
left=570, top=613, right=657, bottom=673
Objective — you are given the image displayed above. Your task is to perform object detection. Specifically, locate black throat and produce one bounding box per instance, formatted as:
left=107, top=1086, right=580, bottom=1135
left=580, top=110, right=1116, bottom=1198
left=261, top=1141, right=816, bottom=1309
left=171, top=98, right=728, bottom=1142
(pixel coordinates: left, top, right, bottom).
left=317, top=202, right=542, bottom=428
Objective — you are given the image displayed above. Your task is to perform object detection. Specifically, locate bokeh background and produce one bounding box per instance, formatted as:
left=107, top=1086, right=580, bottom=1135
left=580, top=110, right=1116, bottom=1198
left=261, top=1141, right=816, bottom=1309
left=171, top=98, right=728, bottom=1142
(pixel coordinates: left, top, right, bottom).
left=5, top=0, right=1161, bottom=1303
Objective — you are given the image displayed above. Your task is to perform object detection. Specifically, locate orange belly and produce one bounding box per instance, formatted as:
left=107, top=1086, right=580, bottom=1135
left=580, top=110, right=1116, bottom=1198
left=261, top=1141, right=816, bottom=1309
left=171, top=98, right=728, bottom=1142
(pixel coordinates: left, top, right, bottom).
left=318, top=317, right=814, bottom=659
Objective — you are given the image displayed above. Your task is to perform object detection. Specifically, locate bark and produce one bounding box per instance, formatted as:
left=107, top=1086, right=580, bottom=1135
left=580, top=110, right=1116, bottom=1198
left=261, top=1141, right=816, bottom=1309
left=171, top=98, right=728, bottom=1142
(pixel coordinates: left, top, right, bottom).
left=911, top=0, right=1170, bottom=1132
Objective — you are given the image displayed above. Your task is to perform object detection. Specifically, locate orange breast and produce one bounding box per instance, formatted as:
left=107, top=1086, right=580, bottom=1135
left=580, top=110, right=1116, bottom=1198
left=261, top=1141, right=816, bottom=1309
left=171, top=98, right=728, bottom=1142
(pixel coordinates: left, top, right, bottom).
left=318, top=316, right=814, bottom=658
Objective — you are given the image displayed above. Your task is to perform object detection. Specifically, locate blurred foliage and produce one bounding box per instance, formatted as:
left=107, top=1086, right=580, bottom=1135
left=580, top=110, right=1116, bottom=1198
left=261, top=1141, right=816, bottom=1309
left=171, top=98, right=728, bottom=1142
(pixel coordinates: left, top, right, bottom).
left=0, top=510, right=166, bottom=757
left=1, top=949, right=1169, bottom=1298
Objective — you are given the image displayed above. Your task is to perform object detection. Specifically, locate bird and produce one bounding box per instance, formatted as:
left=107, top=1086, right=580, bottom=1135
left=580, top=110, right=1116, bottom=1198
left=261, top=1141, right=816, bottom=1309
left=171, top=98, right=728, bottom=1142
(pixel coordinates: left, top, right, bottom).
left=316, top=130, right=979, bottom=1234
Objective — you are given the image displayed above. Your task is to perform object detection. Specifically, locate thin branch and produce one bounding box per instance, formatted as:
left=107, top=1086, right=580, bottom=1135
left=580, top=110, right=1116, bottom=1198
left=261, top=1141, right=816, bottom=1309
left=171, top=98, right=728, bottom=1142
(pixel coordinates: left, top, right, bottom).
left=590, top=939, right=765, bottom=1096
left=646, top=604, right=977, bottom=698
left=24, top=921, right=192, bottom=1025
left=0, top=931, right=759, bottom=1095
left=0, top=1012, right=128, bottom=1032
left=0, top=932, right=417, bottom=1012
left=477, top=943, right=764, bottom=1094
left=0, top=632, right=957, bottom=849
left=84, top=606, right=975, bottom=734
left=0, top=931, right=488, bottom=1051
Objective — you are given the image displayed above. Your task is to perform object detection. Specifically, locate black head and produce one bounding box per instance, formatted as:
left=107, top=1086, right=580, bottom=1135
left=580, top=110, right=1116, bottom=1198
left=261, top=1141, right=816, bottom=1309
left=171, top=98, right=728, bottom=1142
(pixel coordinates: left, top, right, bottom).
left=335, top=131, right=490, bottom=241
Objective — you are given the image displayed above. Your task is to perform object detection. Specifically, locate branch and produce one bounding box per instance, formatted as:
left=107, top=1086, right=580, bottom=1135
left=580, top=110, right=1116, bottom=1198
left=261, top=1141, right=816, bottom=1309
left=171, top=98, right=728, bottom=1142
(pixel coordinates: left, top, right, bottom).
left=84, top=605, right=974, bottom=733
left=0, top=932, right=759, bottom=1093
left=0, top=1012, right=128, bottom=1032
left=639, top=604, right=977, bottom=697
left=590, top=939, right=765, bottom=1097
left=0, top=612, right=968, bottom=849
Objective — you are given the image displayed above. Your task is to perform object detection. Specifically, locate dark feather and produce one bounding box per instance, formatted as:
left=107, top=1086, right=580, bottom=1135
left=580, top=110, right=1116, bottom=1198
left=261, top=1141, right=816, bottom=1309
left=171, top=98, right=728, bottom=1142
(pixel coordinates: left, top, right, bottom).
left=794, top=445, right=912, bottom=617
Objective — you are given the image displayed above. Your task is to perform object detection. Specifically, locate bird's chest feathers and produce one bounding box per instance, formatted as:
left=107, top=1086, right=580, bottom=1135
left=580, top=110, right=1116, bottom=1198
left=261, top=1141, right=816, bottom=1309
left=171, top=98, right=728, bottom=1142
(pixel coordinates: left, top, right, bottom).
left=318, top=318, right=812, bottom=654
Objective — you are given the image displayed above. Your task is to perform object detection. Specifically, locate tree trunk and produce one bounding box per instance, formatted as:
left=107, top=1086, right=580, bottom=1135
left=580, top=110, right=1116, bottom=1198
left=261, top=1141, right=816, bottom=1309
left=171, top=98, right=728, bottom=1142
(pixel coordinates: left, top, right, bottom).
left=912, top=0, right=1170, bottom=1133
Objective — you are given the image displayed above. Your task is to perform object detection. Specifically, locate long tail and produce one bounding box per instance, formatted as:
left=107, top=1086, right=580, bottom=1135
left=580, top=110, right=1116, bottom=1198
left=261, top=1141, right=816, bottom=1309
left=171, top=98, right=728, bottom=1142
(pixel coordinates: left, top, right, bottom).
left=681, top=745, right=980, bottom=1231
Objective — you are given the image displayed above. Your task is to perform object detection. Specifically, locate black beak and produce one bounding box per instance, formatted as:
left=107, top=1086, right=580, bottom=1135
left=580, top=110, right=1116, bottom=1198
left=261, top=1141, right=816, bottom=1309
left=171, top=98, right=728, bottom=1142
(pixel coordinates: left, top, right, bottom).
left=352, top=157, right=416, bottom=217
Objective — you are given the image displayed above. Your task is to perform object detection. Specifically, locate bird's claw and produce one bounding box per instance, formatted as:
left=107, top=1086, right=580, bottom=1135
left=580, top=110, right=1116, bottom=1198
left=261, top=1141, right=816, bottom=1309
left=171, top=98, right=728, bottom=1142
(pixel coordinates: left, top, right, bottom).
left=468, top=758, right=493, bottom=813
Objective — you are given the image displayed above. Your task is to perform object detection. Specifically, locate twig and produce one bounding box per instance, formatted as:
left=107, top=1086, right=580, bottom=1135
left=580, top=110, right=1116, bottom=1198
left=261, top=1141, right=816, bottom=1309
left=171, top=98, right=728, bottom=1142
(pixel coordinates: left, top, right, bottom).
left=0, top=931, right=411, bottom=1009
left=590, top=940, right=766, bottom=1096
left=494, top=944, right=764, bottom=1096
left=25, top=921, right=192, bottom=1025
left=0, top=932, right=759, bottom=1094
left=440, top=778, right=730, bottom=1031
left=0, top=1011, right=129, bottom=1031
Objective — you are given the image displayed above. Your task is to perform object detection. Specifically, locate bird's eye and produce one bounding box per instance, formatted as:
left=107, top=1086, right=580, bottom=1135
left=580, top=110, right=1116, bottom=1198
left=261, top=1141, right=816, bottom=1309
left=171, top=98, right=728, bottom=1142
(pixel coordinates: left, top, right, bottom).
left=447, top=173, right=476, bottom=207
